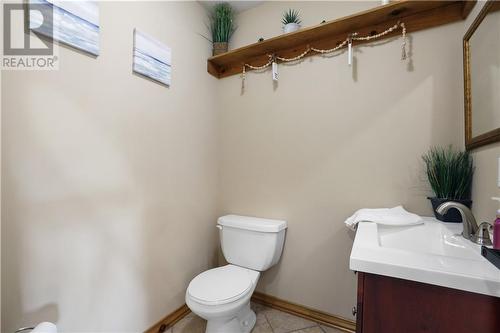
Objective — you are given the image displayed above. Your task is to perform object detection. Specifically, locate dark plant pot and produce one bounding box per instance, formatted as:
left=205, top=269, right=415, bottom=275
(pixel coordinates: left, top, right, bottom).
left=428, top=197, right=473, bottom=223
left=213, top=42, right=228, bottom=56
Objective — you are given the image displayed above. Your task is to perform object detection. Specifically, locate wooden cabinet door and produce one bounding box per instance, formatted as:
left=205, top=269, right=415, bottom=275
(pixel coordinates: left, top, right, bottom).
left=357, top=272, right=500, bottom=333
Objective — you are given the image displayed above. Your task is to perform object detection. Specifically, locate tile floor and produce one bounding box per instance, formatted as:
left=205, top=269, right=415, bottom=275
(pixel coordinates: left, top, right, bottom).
left=169, top=302, right=346, bottom=333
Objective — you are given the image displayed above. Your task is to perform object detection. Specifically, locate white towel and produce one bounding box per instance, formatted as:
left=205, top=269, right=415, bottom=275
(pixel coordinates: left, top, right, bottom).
left=345, top=206, right=424, bottom=231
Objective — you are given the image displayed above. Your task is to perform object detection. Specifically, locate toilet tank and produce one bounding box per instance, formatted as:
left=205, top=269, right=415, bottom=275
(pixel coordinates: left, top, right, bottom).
left=217, top=215, right=287, bottom=271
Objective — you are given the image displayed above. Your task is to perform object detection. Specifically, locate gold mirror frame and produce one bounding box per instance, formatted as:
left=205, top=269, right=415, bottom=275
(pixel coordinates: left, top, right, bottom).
left=464, top=0, right=500, bottom=150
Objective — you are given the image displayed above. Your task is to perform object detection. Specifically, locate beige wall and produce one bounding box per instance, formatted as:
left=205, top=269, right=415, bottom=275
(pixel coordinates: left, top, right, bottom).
left=217, top=1, right=465, bottom=319
left=1, top=1, right=218, bottom=332
left=3, top=0, right=496, bottom=331
left=464, top=1, right=500, bottom=223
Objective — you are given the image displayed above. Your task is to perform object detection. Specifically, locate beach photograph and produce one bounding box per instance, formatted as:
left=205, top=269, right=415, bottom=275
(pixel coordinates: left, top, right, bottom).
left=133, top=29, right=172, bottom=86
left=30, top=0, right=99, bottom=56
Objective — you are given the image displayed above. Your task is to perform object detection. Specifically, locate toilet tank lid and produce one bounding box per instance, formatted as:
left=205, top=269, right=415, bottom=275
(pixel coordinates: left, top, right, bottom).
left=218, top=215, right=287, bottom=233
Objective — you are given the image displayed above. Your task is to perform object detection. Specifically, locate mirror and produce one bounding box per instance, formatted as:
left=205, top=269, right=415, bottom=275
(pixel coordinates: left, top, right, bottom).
left=464, top=0, right=500, bottom=150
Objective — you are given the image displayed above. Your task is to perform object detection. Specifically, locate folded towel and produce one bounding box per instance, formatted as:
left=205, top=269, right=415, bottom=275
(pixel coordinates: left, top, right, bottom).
left=345, top=206, right=424, bottom=231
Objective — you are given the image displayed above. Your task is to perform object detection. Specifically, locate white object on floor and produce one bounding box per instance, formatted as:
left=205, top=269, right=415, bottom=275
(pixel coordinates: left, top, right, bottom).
left=344, top=205, right=423, bottom=230
left=32, top=322, right=57, bottom=333
left=350, top=217, right=500, bottom=297
left=186, top=215, right=287, bottom=333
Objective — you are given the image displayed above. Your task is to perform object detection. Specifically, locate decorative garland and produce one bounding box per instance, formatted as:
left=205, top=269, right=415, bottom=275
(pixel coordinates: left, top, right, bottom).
left=241, top=22, right=407, bottom=90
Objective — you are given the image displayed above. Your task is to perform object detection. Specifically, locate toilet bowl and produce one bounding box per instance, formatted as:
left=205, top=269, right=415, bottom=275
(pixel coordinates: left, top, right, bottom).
left=186, top=264, right=260, bottom=333
left=185, top=215, right=287, bottom=333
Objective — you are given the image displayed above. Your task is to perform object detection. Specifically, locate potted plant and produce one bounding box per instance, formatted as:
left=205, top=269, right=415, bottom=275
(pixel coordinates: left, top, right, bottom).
left=422, top=146, right=474, bottom=222
left=282, top=9, right=301, bottom=34
left=209, top=3, right=235, bottom=56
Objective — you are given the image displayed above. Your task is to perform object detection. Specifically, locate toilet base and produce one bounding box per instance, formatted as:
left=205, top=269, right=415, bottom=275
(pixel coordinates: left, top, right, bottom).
left=205, top=303, right=256, bottom=333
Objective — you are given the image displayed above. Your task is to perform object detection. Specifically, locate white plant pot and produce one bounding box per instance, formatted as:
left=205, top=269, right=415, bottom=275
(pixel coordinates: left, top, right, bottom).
left=283, top=23, right=300, bottom=34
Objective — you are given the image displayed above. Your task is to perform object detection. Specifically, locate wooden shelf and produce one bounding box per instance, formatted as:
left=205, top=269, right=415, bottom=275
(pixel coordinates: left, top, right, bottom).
left=207, top=0, right=476, bottom=78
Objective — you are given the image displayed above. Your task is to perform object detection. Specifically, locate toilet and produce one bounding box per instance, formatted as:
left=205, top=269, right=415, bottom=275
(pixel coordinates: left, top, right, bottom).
left=186, top=215, right=287, bottom=333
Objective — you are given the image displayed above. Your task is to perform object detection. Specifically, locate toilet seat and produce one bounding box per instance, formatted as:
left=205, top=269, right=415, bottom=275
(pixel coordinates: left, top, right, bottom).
left=187, top=265, right=256, bottom=306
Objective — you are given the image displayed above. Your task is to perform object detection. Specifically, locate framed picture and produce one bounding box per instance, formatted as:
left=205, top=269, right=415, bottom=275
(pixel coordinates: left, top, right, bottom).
left=29, top=0, right=99, bottom=56
left=133, top=29, right=172, bottom=86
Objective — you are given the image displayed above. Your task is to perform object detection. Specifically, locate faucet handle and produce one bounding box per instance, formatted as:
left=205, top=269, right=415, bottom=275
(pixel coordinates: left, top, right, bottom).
left=474, top=222, right=493, bottom=246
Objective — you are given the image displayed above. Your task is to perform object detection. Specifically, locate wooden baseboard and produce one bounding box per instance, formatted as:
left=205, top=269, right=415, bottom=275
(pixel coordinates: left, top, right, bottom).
left=144, top=304, right=191, bottom=333
left=145, top=292, right=356, bottom=333
left=252, top=292, right=356, bottom=333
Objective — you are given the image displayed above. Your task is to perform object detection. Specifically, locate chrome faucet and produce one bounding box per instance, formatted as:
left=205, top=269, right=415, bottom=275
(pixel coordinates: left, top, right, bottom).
left=436, top=201, right=492, bottom=245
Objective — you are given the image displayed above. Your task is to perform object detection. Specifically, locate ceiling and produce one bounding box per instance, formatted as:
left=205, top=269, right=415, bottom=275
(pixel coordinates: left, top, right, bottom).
left=199, top=1, right=264, bottom=14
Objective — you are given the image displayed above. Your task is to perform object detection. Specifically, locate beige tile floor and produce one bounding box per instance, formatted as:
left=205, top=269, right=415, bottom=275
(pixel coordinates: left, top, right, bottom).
left=169, top=302, right=346, bottom=333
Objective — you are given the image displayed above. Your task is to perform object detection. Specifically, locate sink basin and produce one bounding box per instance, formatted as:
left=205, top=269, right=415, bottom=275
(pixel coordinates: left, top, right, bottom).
left=378, top=223, right=481, bottom=261
left=350, top=217, right=500, bottom=297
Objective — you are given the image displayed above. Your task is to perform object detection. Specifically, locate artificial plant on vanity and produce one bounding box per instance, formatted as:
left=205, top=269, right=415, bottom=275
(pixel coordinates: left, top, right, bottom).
left=423, top=146, right=474, bottom=222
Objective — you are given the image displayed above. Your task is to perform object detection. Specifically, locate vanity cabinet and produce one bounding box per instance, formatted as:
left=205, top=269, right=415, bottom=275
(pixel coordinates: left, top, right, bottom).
left=355, top=272, right=500, bottom=333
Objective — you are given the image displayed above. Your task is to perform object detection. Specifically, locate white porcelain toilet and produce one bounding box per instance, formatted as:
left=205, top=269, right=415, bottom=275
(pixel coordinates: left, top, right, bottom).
left=186, top=215, right=287, bottom=333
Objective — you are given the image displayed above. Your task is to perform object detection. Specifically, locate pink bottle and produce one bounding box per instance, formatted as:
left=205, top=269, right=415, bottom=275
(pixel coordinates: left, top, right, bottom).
left=494, top=210, right=500, bottom=249
left=492, top=197, right=500, bottom=249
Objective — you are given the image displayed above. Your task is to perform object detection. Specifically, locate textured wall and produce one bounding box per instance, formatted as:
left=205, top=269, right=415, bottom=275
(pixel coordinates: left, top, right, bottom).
left=217, top=1, right=465, bottom=319
left=1, top=2, right=218, bottom=332
left=2, top=0, right=489, bottom=330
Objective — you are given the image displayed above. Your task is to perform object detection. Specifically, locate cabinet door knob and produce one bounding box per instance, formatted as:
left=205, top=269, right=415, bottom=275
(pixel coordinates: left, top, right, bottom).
left=352, top=306, right=357, bottom=316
